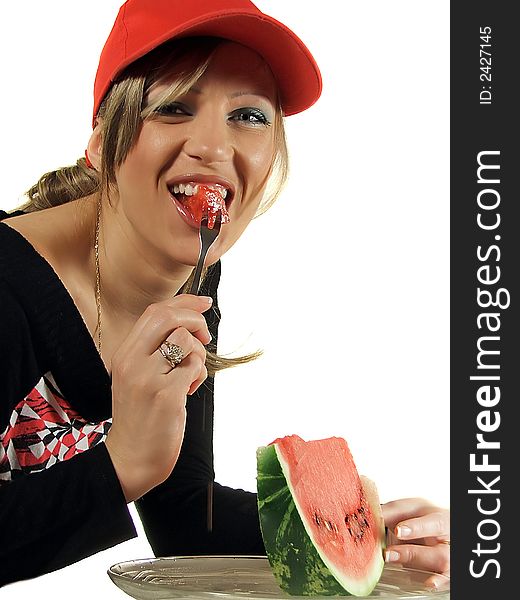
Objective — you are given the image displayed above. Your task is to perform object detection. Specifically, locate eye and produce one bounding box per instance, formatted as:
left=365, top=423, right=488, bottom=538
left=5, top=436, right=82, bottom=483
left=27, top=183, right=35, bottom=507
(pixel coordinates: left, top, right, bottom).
left=153, top=102, right=192, bottom=117
left=229, top=107, right=272, bottom=126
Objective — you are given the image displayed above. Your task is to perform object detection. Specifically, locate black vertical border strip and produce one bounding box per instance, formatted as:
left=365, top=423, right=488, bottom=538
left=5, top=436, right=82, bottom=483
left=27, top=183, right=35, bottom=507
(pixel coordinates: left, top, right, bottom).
left=451, top=2, right=517, bottom=597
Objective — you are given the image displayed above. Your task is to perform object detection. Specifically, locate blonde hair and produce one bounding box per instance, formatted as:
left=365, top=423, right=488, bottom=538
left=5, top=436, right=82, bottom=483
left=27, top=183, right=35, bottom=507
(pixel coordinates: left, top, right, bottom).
left=16, top=37, right=289, bottom=376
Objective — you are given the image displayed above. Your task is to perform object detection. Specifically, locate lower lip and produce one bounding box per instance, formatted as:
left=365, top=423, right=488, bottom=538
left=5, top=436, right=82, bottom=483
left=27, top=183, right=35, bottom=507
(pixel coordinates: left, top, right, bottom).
left=170, top=193, right=201, bottom=229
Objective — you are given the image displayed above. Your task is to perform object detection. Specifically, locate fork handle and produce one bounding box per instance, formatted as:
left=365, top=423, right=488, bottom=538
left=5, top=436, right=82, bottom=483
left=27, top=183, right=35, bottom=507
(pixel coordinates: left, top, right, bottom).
left=189, top=250, right=205, bottom=295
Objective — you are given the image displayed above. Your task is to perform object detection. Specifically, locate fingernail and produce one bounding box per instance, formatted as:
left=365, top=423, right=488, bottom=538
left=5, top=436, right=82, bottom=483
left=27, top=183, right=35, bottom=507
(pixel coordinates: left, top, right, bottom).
left=202, top=296, right=213, bottom=304
left=396, top=525, right=412, bottom=538
left=385, top=550, right=400, bottom=563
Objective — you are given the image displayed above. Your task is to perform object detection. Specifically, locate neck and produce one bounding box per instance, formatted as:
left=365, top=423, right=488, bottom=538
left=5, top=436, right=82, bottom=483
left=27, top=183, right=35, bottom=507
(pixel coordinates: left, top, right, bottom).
left=95, top=198, right=193, bottom=324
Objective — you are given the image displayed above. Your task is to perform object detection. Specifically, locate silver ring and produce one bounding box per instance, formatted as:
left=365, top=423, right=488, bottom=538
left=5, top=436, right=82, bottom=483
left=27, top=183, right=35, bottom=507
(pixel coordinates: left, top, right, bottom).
left=159, top=341, right=184, bottom=369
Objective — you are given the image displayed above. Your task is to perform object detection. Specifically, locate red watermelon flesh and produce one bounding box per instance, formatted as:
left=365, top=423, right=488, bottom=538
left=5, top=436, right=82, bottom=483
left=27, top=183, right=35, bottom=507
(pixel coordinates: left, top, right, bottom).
left=257, top=435, right=385, bottom=596
left=183, top=185, right=230, bottom=229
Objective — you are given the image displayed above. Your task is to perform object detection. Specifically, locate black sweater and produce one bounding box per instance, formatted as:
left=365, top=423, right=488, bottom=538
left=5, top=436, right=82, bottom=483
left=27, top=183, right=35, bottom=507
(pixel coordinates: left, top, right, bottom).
left=0, top=212, right=264, bottom=587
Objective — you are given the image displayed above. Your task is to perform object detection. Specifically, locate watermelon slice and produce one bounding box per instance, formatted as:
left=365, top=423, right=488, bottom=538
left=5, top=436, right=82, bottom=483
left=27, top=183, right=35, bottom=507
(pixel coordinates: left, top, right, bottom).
left=256, top=435, right=385, bottom=596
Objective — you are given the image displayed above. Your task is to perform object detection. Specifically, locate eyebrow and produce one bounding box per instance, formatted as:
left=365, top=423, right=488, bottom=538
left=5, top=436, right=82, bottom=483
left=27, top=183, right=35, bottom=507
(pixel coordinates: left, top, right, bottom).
left=188, top=86, right=274, bottom=104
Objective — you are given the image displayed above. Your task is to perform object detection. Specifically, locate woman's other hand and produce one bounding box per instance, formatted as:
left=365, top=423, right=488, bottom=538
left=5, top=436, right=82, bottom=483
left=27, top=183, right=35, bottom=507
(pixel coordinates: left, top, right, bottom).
left=105, top=294, right=213, bottom=502
left=382, top=498, right=450, bottom=588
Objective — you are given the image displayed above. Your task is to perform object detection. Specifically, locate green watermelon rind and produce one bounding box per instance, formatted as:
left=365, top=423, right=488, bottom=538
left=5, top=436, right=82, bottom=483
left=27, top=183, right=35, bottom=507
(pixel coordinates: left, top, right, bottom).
left=257, top=443, right=385, bottom=597
left=257, top=444, right=346, bottom=596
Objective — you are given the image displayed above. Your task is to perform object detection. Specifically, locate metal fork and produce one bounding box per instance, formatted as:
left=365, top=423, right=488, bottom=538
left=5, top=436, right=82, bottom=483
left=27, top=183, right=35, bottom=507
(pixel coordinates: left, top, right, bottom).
left=188, top=215, right=222, bottom=533
left=189, top=215, right=222, bottom=295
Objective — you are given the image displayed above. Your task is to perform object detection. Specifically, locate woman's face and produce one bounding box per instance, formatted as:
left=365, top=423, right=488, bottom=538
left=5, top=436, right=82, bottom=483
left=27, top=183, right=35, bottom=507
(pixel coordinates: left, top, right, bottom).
left=112, top=41, right=278, bottom=268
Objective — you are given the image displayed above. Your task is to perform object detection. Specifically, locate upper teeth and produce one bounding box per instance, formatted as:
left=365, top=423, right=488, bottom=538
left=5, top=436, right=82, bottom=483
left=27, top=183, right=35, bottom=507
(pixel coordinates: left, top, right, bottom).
left=171, top=183, right=228, bottom=199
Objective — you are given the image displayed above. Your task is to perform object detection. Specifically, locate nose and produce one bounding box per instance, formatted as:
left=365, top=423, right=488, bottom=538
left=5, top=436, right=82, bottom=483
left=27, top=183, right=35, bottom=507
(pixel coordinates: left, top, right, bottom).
left=182, top=108, right=233, bottom=165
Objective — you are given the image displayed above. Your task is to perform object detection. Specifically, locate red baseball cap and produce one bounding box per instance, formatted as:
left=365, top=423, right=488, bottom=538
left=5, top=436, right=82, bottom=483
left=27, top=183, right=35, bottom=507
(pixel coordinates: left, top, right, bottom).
left=93, top=0, right=322, bottom=121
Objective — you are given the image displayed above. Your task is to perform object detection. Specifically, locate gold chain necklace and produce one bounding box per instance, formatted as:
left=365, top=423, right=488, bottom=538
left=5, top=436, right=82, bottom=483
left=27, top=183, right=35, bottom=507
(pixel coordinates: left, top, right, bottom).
left=95, top=198, right=102, bottom=355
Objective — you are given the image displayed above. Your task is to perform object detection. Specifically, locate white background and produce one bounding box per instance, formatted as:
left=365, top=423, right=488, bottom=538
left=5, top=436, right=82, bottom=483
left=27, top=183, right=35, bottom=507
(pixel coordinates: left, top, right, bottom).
left=0, top=1, right=449, bottom=598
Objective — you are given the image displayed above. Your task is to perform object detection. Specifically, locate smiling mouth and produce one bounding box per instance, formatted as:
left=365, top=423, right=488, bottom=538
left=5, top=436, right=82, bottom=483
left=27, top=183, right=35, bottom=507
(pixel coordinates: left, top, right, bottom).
left=168, top=182, right=233, bottom=209
left=169, top=182, right=230, bottom=201
left=168, top=182, right=231, bottom=228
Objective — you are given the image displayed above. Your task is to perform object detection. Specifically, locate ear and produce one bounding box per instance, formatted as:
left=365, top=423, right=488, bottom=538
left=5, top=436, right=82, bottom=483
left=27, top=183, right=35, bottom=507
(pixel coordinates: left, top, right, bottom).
left=86, top=119, right=103, bottom=170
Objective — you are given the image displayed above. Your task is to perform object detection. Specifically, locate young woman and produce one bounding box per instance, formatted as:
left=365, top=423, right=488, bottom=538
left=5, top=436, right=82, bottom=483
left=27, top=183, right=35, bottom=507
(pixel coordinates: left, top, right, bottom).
left=0, top=0, right=449, bottom=588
